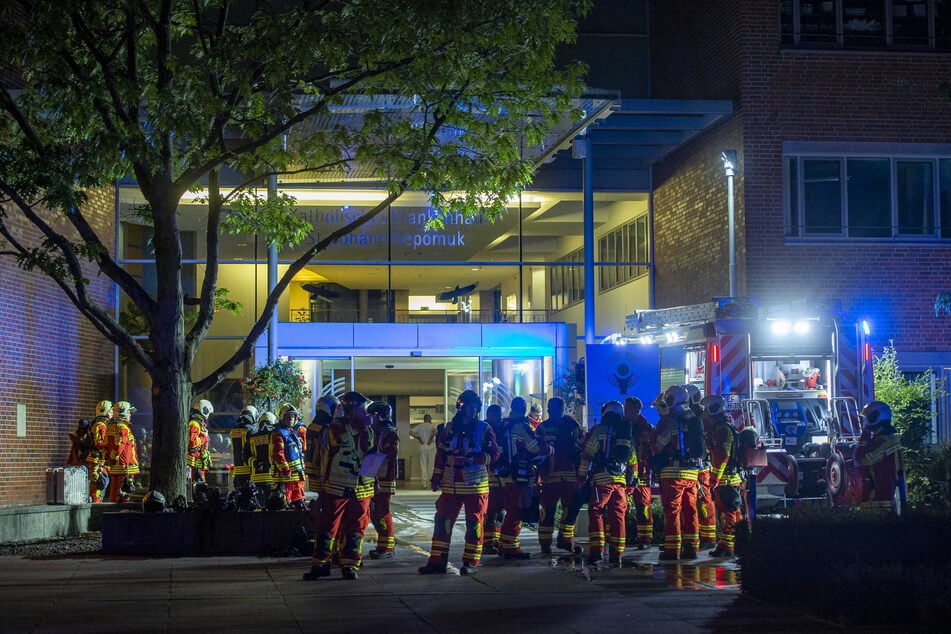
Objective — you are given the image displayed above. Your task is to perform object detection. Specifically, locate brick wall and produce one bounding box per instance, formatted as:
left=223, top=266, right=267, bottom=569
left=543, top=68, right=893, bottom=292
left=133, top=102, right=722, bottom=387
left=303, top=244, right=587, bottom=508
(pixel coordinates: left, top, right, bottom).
left=0, top=188, right=115, bottom=507
left=650, top=0, right=951, bottom=357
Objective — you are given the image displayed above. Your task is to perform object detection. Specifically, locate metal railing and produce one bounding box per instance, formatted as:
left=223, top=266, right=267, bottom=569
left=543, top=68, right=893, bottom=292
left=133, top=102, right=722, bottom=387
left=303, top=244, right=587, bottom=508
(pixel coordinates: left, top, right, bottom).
left=288, top=308, right=552, bottom=324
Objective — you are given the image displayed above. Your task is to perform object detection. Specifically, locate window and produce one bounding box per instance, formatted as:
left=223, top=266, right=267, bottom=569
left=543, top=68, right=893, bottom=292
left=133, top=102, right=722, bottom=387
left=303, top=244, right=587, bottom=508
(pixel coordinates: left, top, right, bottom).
left=785, top=153, right=951, bottom=239
left=781, top=0, right=951, bottom=50
left=597, top=215, right=650, bottom=292
left=550, top=249, right=584, bottom=312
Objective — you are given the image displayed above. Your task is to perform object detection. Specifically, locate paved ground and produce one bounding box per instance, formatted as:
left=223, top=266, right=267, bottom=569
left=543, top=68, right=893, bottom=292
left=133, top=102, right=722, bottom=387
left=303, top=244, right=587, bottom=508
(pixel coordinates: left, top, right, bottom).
left=0, top=490, right=851, bottom=633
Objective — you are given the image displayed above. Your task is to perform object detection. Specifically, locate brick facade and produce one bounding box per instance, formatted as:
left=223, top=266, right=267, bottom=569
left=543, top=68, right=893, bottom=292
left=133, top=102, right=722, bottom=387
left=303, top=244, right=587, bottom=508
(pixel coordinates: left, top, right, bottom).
left=0, top=189, right=115, bottom=507
left=650, top=1, right=951, bottom=360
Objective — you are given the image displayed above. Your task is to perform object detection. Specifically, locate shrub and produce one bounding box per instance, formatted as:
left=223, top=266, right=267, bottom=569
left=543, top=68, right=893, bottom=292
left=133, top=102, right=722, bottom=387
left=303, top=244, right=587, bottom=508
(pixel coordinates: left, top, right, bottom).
left=241, top=357, right=311, bottom=413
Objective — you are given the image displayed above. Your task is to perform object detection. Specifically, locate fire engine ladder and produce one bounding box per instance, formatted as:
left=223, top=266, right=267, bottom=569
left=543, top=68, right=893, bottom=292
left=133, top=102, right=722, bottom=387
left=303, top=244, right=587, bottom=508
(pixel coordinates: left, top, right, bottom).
left=626, top=302, right=719, bottom=332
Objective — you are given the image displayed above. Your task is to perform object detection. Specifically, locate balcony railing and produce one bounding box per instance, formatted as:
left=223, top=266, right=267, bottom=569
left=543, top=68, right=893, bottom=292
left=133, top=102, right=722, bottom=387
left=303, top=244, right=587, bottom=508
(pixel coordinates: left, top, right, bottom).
left=288, top=308, right=552, bottom=324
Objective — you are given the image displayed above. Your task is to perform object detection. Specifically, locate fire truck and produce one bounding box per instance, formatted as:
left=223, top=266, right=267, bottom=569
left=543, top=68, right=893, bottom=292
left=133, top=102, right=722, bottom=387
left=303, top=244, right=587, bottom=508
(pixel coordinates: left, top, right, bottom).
left=625, top=296, right=874, bottom=514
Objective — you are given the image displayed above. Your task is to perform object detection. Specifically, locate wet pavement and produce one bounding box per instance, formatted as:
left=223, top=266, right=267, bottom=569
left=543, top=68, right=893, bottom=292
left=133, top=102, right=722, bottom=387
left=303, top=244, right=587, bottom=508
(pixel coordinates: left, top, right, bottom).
left=0, top=490, right=852, bottom=633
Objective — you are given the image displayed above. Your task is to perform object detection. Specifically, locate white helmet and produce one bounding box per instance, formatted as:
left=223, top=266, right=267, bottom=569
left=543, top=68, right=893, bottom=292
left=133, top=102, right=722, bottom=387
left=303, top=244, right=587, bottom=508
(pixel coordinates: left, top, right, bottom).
left=663, top=385, right=689, bottom=410
left=96, top=400, right=114, bottom=418
left=257, top=411, right=277, bottom=426
left=684, top=384, right=702, bottom=406
left=860, top=401, right=892, bottom=427
left=601, top=400, right=623, bottom=416
left=652, top=393, right=670, bottom=417
left=700, top=394, right=726, bottom=417
left=191, top=398, right=214, bottom=418
left=114, top=401, right=136, bottom=421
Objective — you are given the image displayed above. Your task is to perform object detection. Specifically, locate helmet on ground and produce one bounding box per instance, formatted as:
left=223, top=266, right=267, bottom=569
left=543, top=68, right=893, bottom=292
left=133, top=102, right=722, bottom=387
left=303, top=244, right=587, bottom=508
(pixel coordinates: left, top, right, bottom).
left=276, top=402, right=300, bottom=421
left=142, top=490, right=167, bottom=513
left=239, top=405, right=259, bottom=425
left=340, top=391, right=368, bottom=407
left=257, top=411, right=277, bottom=427
left=367, top=402, right=392, bottom=419
left=700, top=394, right=726, bottom=417
left=315, top=395, right=340, bottom=418
left=652, top=393, right=670, bottom=417
left=860, top=401, right=892, bottom=427
left=601, top=400, right=624, bottom=416
left=663, top=385, right=689, bottom=410
left=113, top=401, right=136, bottom=421
left=96, top=400, right=114, bottom=418
left=685, top=384, right=702, bottom=406
left=191, top=398, right=214, bottom=418
left=509, top=397, right=527, bottom=415
left=456, top=390, right=482, bottom=411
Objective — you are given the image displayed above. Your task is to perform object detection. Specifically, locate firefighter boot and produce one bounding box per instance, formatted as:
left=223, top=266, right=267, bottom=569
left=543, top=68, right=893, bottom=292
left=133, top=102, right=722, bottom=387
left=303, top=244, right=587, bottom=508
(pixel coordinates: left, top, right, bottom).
left=556, top=537, right=573, bottom=552
left=460, top=563, right=478, bottom=575
left=680, top=545, right=698, bottom=560
left=302, top=564, right=332, bottom=580
left=341, top=567, right=358, bottom=580
left=418, top=562, right=448, bottom=574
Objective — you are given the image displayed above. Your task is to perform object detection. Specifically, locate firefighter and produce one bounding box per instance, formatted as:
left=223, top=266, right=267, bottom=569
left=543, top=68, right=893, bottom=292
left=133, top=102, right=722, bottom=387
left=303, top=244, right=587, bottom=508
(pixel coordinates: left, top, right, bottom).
left=854, top=401, right=905, bottom=514
left=230, top=405, right=258, bottom=490
left=419, top=390, right=499, bottom=576
left=498, top=396, right=551, bottom=560
left=86, top=400, right=112, bottom=502
left=304, top=395, right=339, bottom=494
left=367, top=401, right=400, bottom=559
left=536, top=397, right=583, bottom=554
left=577, top=400, right=634, bottom=565
left=106, top=400, right=140, bottom=503
left=700, top=394, right=744, bottom=558
left=187, top=399, right=214, bottom=485
left=482, top=404, right=506, bottom=555
left=686, top=384, right=716, bottom=550
left=652, top=385, right=705, bottom=561
left=272, top=403, right=306, bottom=510
left=304, top=391, right=374, bottom=581
left=249, top=410, right=278, bottom=508
left=624, top=396, right=656, bottom=550
left=528, top=403, right=543, bottom=430
left=67, top=419, right=93, bottom=466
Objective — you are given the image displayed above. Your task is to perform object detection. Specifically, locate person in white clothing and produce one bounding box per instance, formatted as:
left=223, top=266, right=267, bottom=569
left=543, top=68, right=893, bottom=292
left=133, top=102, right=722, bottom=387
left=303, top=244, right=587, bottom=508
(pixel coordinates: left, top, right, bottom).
left=411, top=414, right=437, bottom=488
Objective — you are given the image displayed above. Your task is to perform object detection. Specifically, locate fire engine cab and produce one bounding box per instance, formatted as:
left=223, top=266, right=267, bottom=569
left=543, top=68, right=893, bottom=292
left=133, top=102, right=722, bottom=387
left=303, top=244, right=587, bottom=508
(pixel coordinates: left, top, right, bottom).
left=625, top=296, right=874, bottom=513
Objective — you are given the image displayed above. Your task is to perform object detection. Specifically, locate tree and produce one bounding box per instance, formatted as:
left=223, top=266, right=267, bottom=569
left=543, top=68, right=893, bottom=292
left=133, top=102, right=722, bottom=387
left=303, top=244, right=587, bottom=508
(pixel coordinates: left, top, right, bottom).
left=0, top=0, right=588, bottom=499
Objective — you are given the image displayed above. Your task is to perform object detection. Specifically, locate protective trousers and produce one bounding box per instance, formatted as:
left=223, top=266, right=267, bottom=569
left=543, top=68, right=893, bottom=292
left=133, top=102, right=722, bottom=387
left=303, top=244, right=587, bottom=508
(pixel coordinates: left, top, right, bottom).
left=426, top=492, right=488, bottom=567
left=660, top=472, right=699, bottom=555
left=500, top=482, right=530, bottom=555
left=713, top=485, right=743, bottom=551
left=370, top=492, right=394, bottom=553
left=539, top=480, right=577, bottom=549
left=284, top=480, right=305, bottom=504
left=587, top=481, right=628, bottom=561
left=311, top=492, right=372, bottom=571
left=629, top=483, right=653, bottom=546
left=697, top=468, right=717, bottom=545
left=483, top=484, right=505, bottom=551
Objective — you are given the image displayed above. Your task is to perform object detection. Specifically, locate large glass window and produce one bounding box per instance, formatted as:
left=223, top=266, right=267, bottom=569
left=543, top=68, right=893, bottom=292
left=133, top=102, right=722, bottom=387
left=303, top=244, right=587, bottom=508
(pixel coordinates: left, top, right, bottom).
left=786, top=153, right=950, bottom=239
left=598, top=215, right=649, bottom=292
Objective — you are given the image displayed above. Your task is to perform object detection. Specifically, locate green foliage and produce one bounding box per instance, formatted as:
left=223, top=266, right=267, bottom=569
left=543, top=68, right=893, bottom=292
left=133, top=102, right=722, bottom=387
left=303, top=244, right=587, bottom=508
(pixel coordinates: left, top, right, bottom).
left=872, top=344, right=951, bottom=509
left=241, top=358, right=312, bottom=413
left=553, top=372, right=585, bottom=422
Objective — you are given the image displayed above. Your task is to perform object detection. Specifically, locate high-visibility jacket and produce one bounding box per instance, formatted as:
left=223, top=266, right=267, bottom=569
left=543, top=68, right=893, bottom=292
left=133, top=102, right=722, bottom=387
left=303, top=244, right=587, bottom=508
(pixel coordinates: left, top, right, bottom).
left=186, top=415, right=210, bottom=469
left=537, top=414, right=582, bottom=484
left=498, top=415, right=549, bottom=485
left=323, top=413, right=375, bottom=499
left=229, top=421, right=256, bottom=478
left=432, top=414, right=499, bottom=495
left=106, top=420, right=140, bottom=476
left=371, top=423, right=400, bottom=494
left=249, top=422, right=277, bottom=484
left=578, top=412, right=635, bottom=486
left=271, top=425, right=304, bottom=483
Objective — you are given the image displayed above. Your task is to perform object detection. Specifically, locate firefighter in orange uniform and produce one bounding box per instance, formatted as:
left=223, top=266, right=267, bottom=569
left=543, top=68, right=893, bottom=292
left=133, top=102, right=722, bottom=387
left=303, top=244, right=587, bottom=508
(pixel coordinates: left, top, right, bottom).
left=652, top=385, right=704, bottom=561
left=304, top=391, right=374, bottom=581
left=686, top=384, right=717, bottom=550
left=482, top=404, right=506, bottom=555
left=536, top=397, right=583, bottom=553
left=854, top=401, right=905, bottom=514
left=304, top=395, right=339, bottom=495
left=187, top=399, right=214, bottom=485
left=86, top=400, right=112, bottom=502
left=106, top=400, right=140, bottom=503
left=498, top=396, right=551, bottom=560
left=419, top=390, right=499, bottom=576
left=700, top=394, right=744, bottom=558
left=577, top=400, right=634, bottom=565
left=272, top=403, right=306, bottom=510
left=625, top=396, right=656, bottom=549
left=368, top=402, right=400, bottom=559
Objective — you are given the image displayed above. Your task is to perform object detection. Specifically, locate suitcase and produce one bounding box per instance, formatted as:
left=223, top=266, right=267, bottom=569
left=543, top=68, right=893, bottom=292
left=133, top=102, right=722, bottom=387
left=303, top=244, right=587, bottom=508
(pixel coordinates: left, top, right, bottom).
left=46, top=466, right=89, bottom=505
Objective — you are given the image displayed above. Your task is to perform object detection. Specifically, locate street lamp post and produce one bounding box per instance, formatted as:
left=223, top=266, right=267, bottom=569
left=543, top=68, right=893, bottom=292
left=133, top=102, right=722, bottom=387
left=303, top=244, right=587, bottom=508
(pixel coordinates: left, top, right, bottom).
left=721, top=150, right=738, bottom=298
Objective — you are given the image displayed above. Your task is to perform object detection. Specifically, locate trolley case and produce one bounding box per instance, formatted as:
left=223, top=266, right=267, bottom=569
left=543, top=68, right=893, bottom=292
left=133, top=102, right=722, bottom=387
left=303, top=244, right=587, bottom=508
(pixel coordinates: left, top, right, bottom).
left=46, top=466, right=89, bottom=505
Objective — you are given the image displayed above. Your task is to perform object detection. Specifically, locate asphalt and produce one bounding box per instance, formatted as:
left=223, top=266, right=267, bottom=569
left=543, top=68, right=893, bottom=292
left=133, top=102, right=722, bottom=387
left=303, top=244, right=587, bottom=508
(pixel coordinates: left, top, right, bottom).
left=0, top=490, right=849, bottom=633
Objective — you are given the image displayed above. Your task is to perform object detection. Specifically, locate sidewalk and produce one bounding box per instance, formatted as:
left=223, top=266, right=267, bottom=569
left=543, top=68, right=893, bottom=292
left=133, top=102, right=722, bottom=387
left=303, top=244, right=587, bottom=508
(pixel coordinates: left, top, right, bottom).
left=0, top=492, right=842, bottom=633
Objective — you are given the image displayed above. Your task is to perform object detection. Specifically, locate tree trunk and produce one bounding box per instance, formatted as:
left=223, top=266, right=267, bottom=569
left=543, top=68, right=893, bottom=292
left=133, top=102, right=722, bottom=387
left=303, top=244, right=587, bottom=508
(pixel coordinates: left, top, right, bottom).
left=148, top=366, right=191, bottom=500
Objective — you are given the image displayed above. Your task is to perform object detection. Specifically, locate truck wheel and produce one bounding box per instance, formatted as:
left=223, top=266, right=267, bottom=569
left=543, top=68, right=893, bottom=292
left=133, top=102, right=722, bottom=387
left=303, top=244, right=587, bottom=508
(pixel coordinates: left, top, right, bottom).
left=826, top=453, right=846, bottom=498
left=783, top=454, right=799, bottom=497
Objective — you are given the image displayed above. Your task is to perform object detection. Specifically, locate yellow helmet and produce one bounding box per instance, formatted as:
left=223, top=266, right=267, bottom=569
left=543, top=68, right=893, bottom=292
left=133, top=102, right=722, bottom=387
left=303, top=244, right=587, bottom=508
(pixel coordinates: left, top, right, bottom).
left=191, top=398, right=214, bottom=418
left=113, top=401, right=136, bottom=421
left=96, top=400, right=114, bottom=418
left=276, top=402, right=300, bottom=422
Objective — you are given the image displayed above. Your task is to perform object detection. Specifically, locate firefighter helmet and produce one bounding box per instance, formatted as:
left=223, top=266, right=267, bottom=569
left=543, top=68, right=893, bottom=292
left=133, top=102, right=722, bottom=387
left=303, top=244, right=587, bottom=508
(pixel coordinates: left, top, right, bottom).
left=456, top=389, right=482, bottom=411
left=652, top=393, right=670, bottom=417
left=257, top=411, right=277, bottom=427
left=114, top=400, right=136, bottom=421
left=276, top=402, right=300, bottom=422
left=96, top=400, right=113, bottom=418
left=738, top=426, right=759, bottom=449
left=601, top=400, right=623, bottom=416
left=191, top=398, right=214, bottom=418
left=367, top=401, right=392, bottom=420
left=315, top=395, right=340, bottom=418
left=700, top=394, right=726, bottom=417
left=142, top=490, right=167, bottom=513
left=685, top=383, right=702, bottom=406
left=509, top=396, right=527, bottom=415
left=663, top=385, right=689, bottom=410
left=239, top=405, right=259, bottom=425
left=340, top=391, right=368, bottom=407
left=860, top=401, right=893, bottom=427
